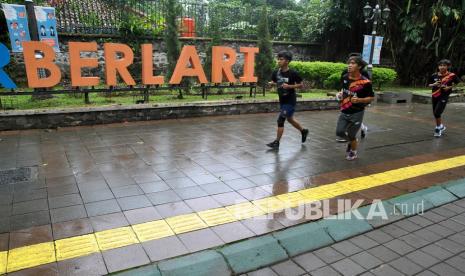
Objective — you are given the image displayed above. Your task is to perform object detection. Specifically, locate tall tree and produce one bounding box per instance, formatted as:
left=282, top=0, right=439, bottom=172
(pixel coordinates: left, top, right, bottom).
left=255, top=5, right=274, bottom=91
left=164, top=0, right=181, bottom=80
left=205, top=12, right=222, bottom=81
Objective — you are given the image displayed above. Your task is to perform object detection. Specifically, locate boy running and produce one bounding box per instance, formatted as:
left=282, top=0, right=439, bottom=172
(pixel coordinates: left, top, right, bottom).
left=336, top=56, right=374, bottom=160
left=428, top=59, right=460, bottom=137
left=267, top=51, right=309, bottom=149
left=336, top=53, right=369, bottom=142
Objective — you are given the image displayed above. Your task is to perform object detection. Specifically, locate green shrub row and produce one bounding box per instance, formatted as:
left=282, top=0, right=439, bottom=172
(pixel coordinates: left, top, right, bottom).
left=289, top=61, right=397, bottom=90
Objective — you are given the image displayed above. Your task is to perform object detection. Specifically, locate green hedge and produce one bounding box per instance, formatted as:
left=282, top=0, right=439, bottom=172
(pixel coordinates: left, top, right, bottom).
left=289, top=61, right=397, bottom=90
left=372, top=67, right=398, bottom=90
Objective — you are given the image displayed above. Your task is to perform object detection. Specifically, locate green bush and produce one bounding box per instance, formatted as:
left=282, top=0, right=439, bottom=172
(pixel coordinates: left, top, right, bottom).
left=372, top=67, right=398, bottom=90
left=290, top=61, right=346, bottom=88
left=290, top=61, right=397, bottom=90
left=323, top=72, right=341, bottom=90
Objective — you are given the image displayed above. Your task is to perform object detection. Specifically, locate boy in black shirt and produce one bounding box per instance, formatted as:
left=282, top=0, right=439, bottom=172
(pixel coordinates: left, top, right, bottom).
left=428, top=59, right=460, bottom=137
left=267, top=51, right=309, bottom=149
left=336, top=56, right=374, bottom=160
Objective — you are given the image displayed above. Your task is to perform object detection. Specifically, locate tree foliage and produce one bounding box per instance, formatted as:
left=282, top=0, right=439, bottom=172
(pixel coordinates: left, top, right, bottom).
left=311, top=0, right=465, bottom=85
left=385, top=0, right=465, bottom=84
left=255, top=5, right=274, bottom=87
left=204, top=12, right=222, bottom=81
left=164, top=0, right=181, bottom=80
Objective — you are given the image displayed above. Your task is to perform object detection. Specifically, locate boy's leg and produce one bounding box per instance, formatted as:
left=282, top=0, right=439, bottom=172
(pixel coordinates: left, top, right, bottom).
left=360, top=123, right=368, bottom=138
left=336, top=114, right=350, bottom=140
left=288, top=116, right=309, bottom=143
left=346, top=112, right=364, bottom=160
left=433, top=97, right=447, bottom=137
left=276, top=125, right=285, bottom=141
left=287, top=116, right=303, bottom=132
left=347, top=123, right=362, bottom=150
left=267, top=114, right=286, bottom=149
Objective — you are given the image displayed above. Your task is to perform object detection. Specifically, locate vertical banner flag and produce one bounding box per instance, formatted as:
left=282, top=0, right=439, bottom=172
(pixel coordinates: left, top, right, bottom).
left=35, top=6, right=60, bottom=52
left=2, top=4, right=31, bottom=53
left=362, top=35, right=383, bottom=65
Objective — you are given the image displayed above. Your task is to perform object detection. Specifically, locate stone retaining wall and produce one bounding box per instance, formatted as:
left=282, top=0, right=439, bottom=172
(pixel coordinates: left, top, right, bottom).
left=412, top=93, right=465, bottom=104
left=0, top=99, right=337, bottom=131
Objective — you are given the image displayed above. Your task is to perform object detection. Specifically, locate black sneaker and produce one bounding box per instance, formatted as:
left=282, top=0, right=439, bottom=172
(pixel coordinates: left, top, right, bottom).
left=301, top=129, right=309, bottom=143
left=266, top=140, right=280, bottom=149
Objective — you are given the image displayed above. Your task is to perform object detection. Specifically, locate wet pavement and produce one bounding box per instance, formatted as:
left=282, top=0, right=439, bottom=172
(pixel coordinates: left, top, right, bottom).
left=1, top=102, right=465, bottom=274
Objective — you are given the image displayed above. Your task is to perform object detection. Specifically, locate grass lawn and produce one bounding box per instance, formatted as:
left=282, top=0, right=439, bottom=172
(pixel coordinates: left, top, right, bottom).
left=0, top=89, right=330, bottom=111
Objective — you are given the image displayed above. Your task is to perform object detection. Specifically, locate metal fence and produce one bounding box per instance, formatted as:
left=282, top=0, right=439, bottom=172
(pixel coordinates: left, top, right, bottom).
left=52, top=0, right=305, bottom=41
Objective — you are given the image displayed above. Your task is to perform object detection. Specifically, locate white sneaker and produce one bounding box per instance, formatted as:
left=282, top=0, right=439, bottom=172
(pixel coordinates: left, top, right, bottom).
left=434, top=125, right=446, bottom=137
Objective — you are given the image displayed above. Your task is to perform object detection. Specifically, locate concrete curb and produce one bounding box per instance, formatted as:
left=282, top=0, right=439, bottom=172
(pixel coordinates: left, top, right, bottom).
left=113, top=180, right=465, bottom=276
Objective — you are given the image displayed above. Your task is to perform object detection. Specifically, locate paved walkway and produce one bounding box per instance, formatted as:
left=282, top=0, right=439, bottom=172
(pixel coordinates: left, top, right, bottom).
left=1, top=102, right=465, bottom=274
left=246, top=198, right=465, bottom=276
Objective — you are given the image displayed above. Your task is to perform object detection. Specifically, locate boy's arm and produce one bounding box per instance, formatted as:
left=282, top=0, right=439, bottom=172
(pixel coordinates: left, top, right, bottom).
left=269, top=71, right=277, bottom=86
left=428, top=75, right=440, bottom=87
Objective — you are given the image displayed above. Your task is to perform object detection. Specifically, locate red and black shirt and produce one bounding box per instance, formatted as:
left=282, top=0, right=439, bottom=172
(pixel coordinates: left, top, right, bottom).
left=429, top=72, right=460, bottom=98
left=340, top=74, right=374, bottom=114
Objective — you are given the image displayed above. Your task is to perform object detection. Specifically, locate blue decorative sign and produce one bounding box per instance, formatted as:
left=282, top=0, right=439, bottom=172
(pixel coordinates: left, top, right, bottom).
left=35, top=6, right=60, bottom=52
left=2, top=4, right=31, bottom=53
left=362, top=35, right=383, bottom=65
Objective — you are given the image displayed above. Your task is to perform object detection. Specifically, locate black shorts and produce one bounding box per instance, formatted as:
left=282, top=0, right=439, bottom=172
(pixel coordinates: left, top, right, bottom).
left=432, top=96, right=449, bottom=119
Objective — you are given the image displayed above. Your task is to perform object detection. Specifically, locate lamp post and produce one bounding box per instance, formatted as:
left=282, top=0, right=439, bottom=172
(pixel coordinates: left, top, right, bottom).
left=363, top=1, right=390, bottom=79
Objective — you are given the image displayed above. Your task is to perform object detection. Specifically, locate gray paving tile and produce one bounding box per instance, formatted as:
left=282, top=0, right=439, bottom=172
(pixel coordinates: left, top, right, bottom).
left=331, top=258, right=365, bottom=276
left=248, top=267, right=279, bottom=276
left=10, top=211, right=50, bottom=231
left=293, top=252, right=326, bottom=272
left=80, top=188, right=114, bottom=203
left=50, top=205, right=87, bottom=223
left=48, top=194, right=83, bottom=209
left=12, top=199, right=48, bottom=215
left=399, top=233, right=430, bottom=249
left=430, top=263, right=464, bottom=276
left=383, top=239, right=415, bottom=255
left=314, top=247, right=345, bottom=264
left=370, top=264, right=404, bottom=276
left=421, top=244, right=454, bottom=260
left=348, top=235, right=379, bottom=250
left=310, top=266, right=341, bottom=276
left=85, top=199, right=121, bottom=217
left=366, top=246, right=400, bottom=262
left=445, top=256, right=465, bottom=273
left=116, top=195, right=152, bottom=211
left=350, top=251, right=383, bottom=270
left=271, top=260, right=306, bottom=276
left=364, top=230, right=394, bottom=244
left=406, top=250, right=440, bottom=268
left=434, top=238, right=465, bottom=254
left=331, top=240, right=363, bottom=257
left=146, top=190, right=181, bottom=205
left=388, top=257, right=423, bottom=275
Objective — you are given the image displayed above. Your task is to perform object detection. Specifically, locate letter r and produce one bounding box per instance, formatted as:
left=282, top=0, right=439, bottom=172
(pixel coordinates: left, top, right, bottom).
left=0, top=43, right=17, bottom=89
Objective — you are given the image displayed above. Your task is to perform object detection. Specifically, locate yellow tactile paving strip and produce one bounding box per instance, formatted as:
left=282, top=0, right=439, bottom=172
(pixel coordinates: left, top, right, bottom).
left=2, top=155, right=465, bottom=273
